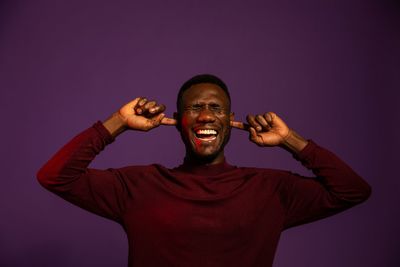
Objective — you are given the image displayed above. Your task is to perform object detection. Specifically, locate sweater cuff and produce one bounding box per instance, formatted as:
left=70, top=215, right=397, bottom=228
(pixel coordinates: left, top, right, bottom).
left=92, top=121, right=115, bottom=145
left=293, top=139, right=318, bottom=162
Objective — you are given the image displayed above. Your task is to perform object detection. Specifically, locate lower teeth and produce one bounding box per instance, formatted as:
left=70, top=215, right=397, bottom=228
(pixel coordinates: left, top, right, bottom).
left=197, top=135, right=216, bottom=140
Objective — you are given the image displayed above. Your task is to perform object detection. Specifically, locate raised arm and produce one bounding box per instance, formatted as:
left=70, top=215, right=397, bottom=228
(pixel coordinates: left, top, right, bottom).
left=231, top=112, right=371, bottom=227
left=37, top=97, right=175, bottom=221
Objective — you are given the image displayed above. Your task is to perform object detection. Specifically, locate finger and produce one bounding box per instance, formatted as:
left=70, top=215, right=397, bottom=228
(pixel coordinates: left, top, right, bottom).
left=161, top=117, right=177, bottom=126
left=140, top=113, right=164, bottom=130
left=264, top=112, right=275, bottom=124
left=140, top=101, right=158, bottom=117
left=249, top=127, right=261, bottom=145
left=230, top=121, right=250, bottom=131
left=149, top=104, right=166, bottom=115
left=127, top=97, right=142, bottom=106
left=256, top=114, right=271, bottom=131
left=152, top=113, right=165, bottom=126
left=144, top=101, right=156, bottom=111
left=246, top=115, right=262, bottom=132
left=265, top=112, right=288, bottom=130
left=137, top=97, right=147, bottom=107
left=135, top=97, right=147, bottom=114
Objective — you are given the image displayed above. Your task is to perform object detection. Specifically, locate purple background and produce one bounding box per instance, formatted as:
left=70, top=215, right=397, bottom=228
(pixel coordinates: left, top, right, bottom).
left=1, top=0, right=399, bottom=266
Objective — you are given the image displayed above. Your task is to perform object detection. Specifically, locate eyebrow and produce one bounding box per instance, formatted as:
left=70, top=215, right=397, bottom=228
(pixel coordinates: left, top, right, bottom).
left=186, top=101, right=223, bottom=106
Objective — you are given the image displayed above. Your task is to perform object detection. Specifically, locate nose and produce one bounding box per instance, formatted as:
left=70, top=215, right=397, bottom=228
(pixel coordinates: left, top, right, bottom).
left=196, top=107, right=216, bottom=123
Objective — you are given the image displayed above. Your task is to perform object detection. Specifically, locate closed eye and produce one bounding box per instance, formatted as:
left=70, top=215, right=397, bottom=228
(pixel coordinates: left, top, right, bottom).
left=184, top=103, right=226, bottom=114
left=209, top=104, right=222, bottom=112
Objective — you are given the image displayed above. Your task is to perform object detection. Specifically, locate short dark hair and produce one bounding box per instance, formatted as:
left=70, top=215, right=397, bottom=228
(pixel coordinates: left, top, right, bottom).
left=176, top=74, right=231, bottom=112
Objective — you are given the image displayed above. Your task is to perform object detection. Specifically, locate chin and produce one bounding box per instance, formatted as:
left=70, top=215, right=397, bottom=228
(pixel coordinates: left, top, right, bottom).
left=181, top=134, right=229, bottom=163
left=189, top=145, right=224, bottom=162
left=192, top=153, right=220, bottom=163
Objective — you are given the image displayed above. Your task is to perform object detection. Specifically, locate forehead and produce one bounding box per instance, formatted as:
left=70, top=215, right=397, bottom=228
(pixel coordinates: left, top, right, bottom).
left=181, top=83, right=230, bottom=105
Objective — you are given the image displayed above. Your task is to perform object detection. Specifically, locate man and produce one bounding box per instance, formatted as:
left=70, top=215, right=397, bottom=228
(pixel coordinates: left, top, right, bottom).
left=37, top=74, right=371, bottom=267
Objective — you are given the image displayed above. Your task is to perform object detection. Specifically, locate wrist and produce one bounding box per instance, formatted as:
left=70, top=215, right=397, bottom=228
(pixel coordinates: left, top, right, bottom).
left=103, top=112, right=128, bottom=138
left=280, top=129, right=308, bottom=155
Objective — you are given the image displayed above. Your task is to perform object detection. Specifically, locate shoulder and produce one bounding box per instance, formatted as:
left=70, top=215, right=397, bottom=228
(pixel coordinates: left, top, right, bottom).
left=104, top=164, right=172, bottom=190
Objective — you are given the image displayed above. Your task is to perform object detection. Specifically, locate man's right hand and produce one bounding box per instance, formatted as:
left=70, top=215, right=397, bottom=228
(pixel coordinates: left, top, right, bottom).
left=103, top=97, right=176, bottom=137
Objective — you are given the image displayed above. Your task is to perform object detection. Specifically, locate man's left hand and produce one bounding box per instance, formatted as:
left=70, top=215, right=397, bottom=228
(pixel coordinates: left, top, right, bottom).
left=231, top=112, right=290, bottom=147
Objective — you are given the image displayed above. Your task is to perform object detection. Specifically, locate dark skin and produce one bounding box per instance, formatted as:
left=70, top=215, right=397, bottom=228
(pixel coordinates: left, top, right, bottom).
left=173, top=83, right=234, bottom=164
left=103, top=83, right=308, bottom=162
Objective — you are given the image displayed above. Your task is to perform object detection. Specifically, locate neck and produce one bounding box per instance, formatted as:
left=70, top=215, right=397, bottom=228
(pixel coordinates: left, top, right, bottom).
left=184, top=151, right=225, bottom=166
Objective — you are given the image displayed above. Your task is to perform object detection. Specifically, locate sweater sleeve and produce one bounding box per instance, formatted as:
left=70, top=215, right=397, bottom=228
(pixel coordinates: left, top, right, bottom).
left=282, top=140, right=371, bottom=229
left=37, top=122, right=129, bottom=223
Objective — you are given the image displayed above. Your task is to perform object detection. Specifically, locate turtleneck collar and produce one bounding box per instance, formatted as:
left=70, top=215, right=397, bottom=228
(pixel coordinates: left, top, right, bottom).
left=174, top=157, right=236, bottom=176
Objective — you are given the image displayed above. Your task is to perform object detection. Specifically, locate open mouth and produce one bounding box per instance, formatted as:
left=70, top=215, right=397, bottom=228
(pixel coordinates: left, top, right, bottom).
left=194, top=129, right=218, bottom=141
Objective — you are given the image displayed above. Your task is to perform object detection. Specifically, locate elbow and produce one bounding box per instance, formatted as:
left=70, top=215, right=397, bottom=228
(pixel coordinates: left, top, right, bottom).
left=358, top=181, right=372, bottom=203
left=36, top=165, right=57, bottom=190
left=331, top=179, right=372, bottom=207
left=344, top=180, right=372, bottom=205
left=354, top=174, right=372, bottom=203
left=36, top=167, right=50, bottom=189
left=37, top=164, right=78, bottom=193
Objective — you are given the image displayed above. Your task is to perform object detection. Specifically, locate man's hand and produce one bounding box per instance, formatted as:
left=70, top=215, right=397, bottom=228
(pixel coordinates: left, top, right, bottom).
left=231, top=112, right=308, bottom=154
left=245, top=112, right=290, bottom=147
left=120, top=97, right=176, bottom=131
left=103, top=97, right=176, bottom=137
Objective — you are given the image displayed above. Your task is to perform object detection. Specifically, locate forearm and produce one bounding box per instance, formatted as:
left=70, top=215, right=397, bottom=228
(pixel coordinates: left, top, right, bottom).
left=37, top=122, right=114, bottom=190
left=283, top=141, right=371, bottom=228
left=297, top=141, right=371, bottom=203
left=37, top=123, right=129, bottom=221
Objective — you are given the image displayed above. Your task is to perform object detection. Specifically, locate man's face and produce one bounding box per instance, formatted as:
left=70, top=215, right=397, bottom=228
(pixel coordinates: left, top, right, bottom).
left=176, top=83, right=233, bottom=163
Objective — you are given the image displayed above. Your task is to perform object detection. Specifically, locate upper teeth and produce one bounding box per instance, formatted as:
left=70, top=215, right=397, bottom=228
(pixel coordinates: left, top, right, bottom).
left=197, top=129, right=217, bottom=135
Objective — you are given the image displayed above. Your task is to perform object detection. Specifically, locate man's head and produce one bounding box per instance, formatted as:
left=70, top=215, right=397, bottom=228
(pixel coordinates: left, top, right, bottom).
left=176, top=74, right=231, bottom=112
left=174, top=74, right=234, bottom=164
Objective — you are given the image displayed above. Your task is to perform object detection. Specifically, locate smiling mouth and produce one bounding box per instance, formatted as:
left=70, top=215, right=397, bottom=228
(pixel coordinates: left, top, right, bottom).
left=194, top=129, right=218, bottom=141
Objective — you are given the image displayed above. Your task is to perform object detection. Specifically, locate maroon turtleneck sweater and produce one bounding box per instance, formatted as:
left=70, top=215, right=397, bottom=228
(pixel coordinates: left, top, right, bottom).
left=37, top=122, right=371, bottom=267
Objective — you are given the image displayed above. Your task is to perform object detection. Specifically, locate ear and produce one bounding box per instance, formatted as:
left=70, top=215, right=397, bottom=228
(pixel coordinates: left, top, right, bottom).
left=230, top=112, right=235, bottom=123
left=173, top=112, right=181, bottom=131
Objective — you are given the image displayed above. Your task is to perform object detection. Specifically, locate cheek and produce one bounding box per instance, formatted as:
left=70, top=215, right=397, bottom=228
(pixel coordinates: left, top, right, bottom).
left=180, top=115, right=202, bottom=149
left=180, top=116, right=192, bottom=138
left=181, top=116, right=189, bottom=129
left=193, top=138, right=202, bottom=149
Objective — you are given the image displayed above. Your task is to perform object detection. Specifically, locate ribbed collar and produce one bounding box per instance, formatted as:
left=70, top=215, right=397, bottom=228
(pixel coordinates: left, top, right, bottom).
left=174, top=158, right=236, bottom=176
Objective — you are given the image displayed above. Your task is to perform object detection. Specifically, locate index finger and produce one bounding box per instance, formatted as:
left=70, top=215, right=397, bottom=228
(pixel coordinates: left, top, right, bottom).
left=161, top=117, right=177, bottom=126
left=230, top=121, right=250, bottom=131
